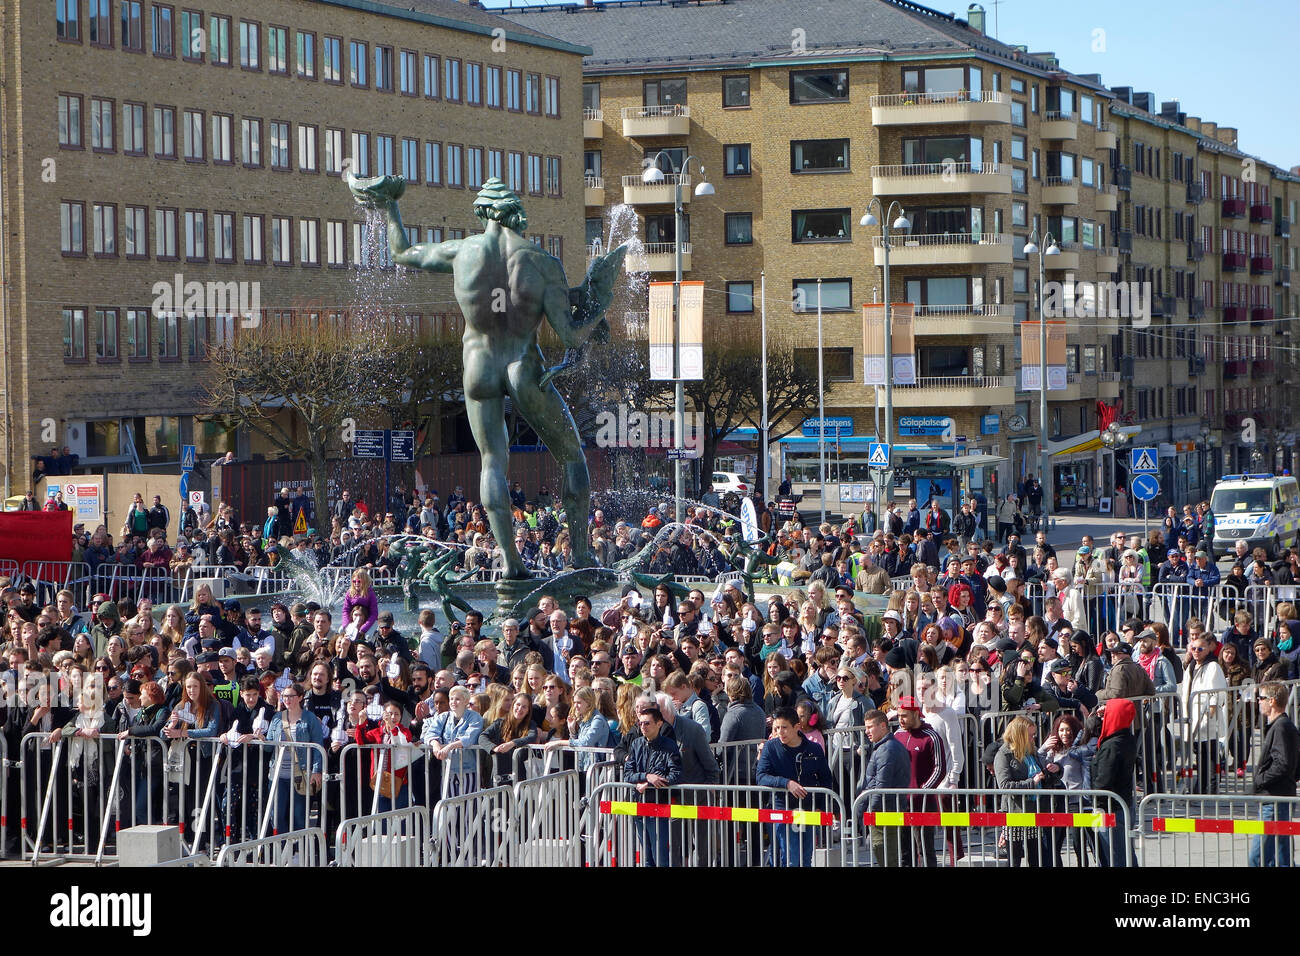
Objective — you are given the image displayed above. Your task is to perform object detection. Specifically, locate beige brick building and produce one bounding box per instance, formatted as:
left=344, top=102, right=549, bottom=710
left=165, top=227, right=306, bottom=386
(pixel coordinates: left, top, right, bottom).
left=505, top=0, right=1298, bottom=513
left=0, top=0, right=587, bottom=494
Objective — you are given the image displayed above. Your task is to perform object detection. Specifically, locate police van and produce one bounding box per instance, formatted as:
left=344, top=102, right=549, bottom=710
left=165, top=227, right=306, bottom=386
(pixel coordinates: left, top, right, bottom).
left=1210, top=474, right=1300, bottom=559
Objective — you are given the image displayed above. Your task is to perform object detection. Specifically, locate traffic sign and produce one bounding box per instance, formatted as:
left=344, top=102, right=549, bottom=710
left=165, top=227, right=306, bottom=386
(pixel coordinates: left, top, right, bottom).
left=353, top=430, right=386, bottom=459
left=667, top=447, right=701, bottom=460
left=389, top=430, right=416, bottom=462
left=1131, top=474, right=1160, bottom=502
left=293, top=508, right=309, bottom=535
left=189, top=491, right=205, bottom=507
left=180, top=444, right=196, bottom=472
left=867, top=442, right=891, bottom=469
left=1130, top=447, right=1158, bottom=474
left=179, top=471, right=189, bottom=502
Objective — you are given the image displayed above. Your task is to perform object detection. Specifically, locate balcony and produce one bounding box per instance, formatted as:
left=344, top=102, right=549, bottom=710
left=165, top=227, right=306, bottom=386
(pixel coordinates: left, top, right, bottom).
left=1222, top=197, right=1247, bottom=218
left=1118, top=230, right=1133, bottom=253
left=1115, top=166, right=1132, bottom=191
left=1254, top=359, right=1275, bottom=375
left=584, top=175, right=604, bottom=207
left=869, top=90, right=1011, bottom=126
left=1223, top=305, right=1248, bottom=324
left=1041, top=176, right=1079, bottom=205
left=1190, top=297, right=1206, bottom=319
left=1057, top=372, right=1086, bottom=401
left=1095, top=184, right=1118, bottom=212
left=1278, top=266, right=1292, bottom=288
left=1151, top=295, right=1167, bottom=318
left=1187, top=240, right=1204, bottom=263
left=1095, top=123, right=1117, bottom=150
left=621, top=104, right=690, bottom=138
left=1161, top=295, right=1177, bottom=317
left=1277, top=217, right=1291, bottom=238
left=1224, top=359, right=1247, bottom=379
left=912, top=303, right=1013, bottom=336
left=1252, top=305, right=1275, bottom=324
left=621, top=173, right=690, bottom=206
left=1251, top=255, right=1273, bottom=275
left=1040, top=111, right=1078, bottom=140
left=1222, top=251, right=1247, bottom=272
left=1251, top=203, right=1273, bottom=223
left=1095, top=246, right=1119, bottom=273
left=1186, top=183, right=1205, bottom=205
left=1098, top=370, right=1121, bottom=399
left=1188, top=355, right=1206, bottom=377
left=583, top=108, right=603, bottom=139
left=628, top=242, right=691, bottom=274
left=1044, top=242, right=1080, bottom=271
left=890, top=374, right=1015, bottom=408
left=870, top=162, right=1011, bottom=196
left=874, top=232, right=1011, bottom=266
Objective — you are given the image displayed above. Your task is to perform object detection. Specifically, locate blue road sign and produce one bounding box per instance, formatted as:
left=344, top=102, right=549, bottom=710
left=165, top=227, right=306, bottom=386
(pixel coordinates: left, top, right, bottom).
left=867, top=442, right=891, bottom=469
left=1131, top=474, right=1160, bottom=502
left=180, top=444, right=196, bottom=472
left=389, top=430, right=416, bottom=462
left=353, top=430, right=386, bottom=459
left=179, top=471, right=189, bottom=501
left=1130, top=447, right=1159, bottom=474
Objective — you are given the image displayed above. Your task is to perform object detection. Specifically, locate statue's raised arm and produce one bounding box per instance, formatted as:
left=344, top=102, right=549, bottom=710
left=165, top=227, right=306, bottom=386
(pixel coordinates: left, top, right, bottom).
left=348, top=172, right=462, bottom=273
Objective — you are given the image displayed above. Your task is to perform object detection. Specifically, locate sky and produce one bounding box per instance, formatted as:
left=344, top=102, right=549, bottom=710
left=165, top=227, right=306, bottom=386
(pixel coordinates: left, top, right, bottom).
left=483, top=0, right=1300, bottom=170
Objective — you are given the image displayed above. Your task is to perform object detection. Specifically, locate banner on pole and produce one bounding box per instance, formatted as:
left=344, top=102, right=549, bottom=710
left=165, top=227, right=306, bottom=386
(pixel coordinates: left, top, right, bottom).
left=678, top=280, right=705, bottom=380
left=1020, top=320, right=1067, bottom=390
left=648, top=281, right=674, bottom=380
left=861, top=303, right=916, bottom=386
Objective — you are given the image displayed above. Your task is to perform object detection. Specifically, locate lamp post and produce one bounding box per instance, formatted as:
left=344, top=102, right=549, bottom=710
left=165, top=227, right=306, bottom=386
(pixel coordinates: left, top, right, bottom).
left=1023, top=229, right=1060, bottom=531
left=859, top=199, right=911, bottom=525
left=642, top=152, right=714, bottom=523
left=760, top=270, right=769, bottom=502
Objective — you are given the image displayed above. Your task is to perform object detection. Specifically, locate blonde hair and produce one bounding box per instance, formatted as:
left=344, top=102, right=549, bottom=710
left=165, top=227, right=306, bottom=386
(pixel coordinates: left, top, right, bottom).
left=1002, top=715, right=1036, bottom=761
left=349, top=568, right=373, bottom=597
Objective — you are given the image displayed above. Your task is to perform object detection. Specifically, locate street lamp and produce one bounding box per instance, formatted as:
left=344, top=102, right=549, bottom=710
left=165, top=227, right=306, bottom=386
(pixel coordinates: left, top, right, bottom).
left=642, top=152, right=714, bottom=523
left=1023, top=229, right=1059, bottom=530
left=859, top=199, right=911, bottom=524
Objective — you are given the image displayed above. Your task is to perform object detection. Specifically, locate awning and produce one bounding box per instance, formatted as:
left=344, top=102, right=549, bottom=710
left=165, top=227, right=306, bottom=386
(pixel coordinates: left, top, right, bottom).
left=930, top=454, right=1008, bottom=469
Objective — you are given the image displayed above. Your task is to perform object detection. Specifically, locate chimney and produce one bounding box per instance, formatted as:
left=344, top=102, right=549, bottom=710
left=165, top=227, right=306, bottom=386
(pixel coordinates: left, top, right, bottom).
left=966, top=3, right=985, bottom=34
left=1111, top=86, right=1132, bottom=105
left=1160, top=100, right=1180, bottom=120
left=1217, top=127, right=1237, bottom=147
left=1201, top=121, right=1218, bottom=139
left=1132, top=92, right=1153, bottom=112
left=1185, top=116, right=1201, bottom=133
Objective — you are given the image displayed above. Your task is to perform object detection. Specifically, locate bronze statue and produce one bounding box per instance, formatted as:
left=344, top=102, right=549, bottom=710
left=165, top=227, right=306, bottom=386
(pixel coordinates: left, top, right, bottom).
left=348, top=174, right=627, bottom=580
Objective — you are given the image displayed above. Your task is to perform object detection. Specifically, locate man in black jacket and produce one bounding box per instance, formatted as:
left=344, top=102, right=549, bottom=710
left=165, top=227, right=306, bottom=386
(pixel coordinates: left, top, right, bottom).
left=1250, top=682, right=1300, bottom=867
left=623, top=705, right=681, bottom=867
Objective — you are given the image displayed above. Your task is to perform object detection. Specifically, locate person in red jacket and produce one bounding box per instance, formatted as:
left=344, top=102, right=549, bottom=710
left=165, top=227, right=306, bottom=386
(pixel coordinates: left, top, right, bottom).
left=355, top=699, right=414, bottom=812
left=894, top=695, right=949, bottom=866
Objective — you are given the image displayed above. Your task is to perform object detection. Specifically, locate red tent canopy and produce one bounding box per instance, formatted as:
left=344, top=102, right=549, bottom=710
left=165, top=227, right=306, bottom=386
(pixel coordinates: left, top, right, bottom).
left=0, top=511, right=74, bottom=566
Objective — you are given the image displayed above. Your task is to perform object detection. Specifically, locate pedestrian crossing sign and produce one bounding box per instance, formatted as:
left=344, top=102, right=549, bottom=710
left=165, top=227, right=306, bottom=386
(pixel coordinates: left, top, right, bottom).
left=868, top=442, right=891, bottom=469
left=1130, top=447, right=1158, bottom=474
left=293, top=509, right=308, bottom=535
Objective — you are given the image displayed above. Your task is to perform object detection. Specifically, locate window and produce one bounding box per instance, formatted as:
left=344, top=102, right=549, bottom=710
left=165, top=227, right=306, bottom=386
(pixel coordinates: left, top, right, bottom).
left=423, top=54, right=439, bottom=98
left=96, top=308, right=119, bottom=360
left=488, top=148, right=504, bottom=182
left=507, top=151, right=522, bottom=191
left=726, top=281, right=754, bottom=313
left=180, top=10, right=201, bottom=59
left=446, top=144, right=463, bottom=187
left=374, top=45, right=393, bottom=91
left=794, top=348, right=853, bottom=381
left=791, top=138, right=848, bottom=173
left=89, top=0, right=110, bottom=43
left=350, top=131, right=369, bottom=175
left=151, top=5, right=172, bottom=55
left=267, top=25, right=287, bottom=73
left=323, top=36, right=341, bottom=82
left=324, top=127, right=344, bottom=174
left=239, top=19, right=258, bottom=69
left=58, top=93, right=83, bottom=148
left=790, top=70, right=847, bottom=103
left=271, top=216, right=291, bottom=264
left=642, top=77, right=685, bottom=107
left=184, top=209, right=206, bottom=260
left=155, top=207, right=177, bottom=258
left=1011, top=200, right=1027, bottom=227
left=1011, top=101, right=1025, bottom=126
left=242, top=214, right=263, bottom=262
left=544, top=75, right=559, bottom=116
left=1030, top=84, right=1038, bottom=114
left=122, top=102, right=145, bottom=153
left=158, top=312, right=179, bottom=359
left=298, top=124, right=317, bottom=172
left=444, top=58, right=461, bottom=102
left=723, top=75, right=750, bottom=108
left=326, top=220, right=345, bottom=266
left=1013, top=268, right=1028, bottom=293
left=544, top=155, right=561, bottom=196
left=213, top=211, right=233, bottom=261
left=644, top=213, right=686, bottom=245
left=1011, top=167, right=1026, bottom=193
left=93, top=202, right=116, bottom=255
left=376, top=134, right=394, bottom=176
left=186, top=314, right=209, bottom=360
left=57, top=0, right=81, bottom=40
left=124, top=205, right=146, bottom=257
left=153, top=105, right=175, bottom=158
left=1080, top=94, right=1094, bottom=124
left=467, top=63, right=483, bottom=106
left=297, top=31, right=315, bottom=77
left=1080, top=156, right=1094, bottom=187
left=349, top=40, right=367, bottom=86
left=792, top=209, right=850, bottom=243
left=269, top=121, right=289, bottom=169
left=724, top=144, right=750, bottom=176
left=425, top=141, right=441, bottom=185
left=61, top=201, right=86, bottom=254
left=793, top=279, right=850, bottom=312
left=506, top=69, right=521, bottom=111
left=546, top=235, right=562, bottom=259
left=725, top=212, right=752, bottom=245
left=299, top=219, right=319, bottom=265
left=399, top=50, right=417, bottom=94
left=527, top=154, right=541, bottom=195
left=525, top=73, right=540, bottom=113
left=121, top=1, right=142, bottom=50
left=209, top=14, right=229, bottom=64
left=63, top=308, right=87, bottom=361
left=486, top=66, right=501, bottom=108
left=241, top=117, right=261, bottom=166
left=127, top=309, right=150, bottom=359
left=183, top=109, right=204, bottom=161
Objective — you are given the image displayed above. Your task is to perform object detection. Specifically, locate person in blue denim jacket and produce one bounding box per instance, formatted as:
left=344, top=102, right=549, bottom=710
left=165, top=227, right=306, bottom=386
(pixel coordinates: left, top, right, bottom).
left=263, top=682, right=325, bottom=833
left=422, top=686, right=484, bottom=795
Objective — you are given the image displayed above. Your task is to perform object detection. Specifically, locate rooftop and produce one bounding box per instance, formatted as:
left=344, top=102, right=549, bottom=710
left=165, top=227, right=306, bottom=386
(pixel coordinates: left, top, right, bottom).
left=317, top=0, right=592, bottom=55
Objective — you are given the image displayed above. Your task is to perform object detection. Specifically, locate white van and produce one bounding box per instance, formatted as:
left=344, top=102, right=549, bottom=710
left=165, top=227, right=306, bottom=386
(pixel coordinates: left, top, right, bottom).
left=1210, top=474, right=1300, bottom=559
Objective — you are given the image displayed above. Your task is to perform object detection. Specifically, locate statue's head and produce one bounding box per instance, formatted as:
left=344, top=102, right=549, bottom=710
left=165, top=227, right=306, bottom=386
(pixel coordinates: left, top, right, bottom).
left=473, top=178, right=527, bottom=233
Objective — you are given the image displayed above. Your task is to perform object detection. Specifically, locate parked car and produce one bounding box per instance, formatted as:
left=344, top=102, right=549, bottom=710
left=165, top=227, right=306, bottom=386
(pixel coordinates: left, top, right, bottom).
left=710, top=472, right=750, bottom=495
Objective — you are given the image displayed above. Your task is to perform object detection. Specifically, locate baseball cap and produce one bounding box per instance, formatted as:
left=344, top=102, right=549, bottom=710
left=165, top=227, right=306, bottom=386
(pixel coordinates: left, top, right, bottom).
left=1167, top=548, right=1181, bottom=557
left=223, top=599, right=242, bottom=612
left=1045, top=658, right=1071, bottom=675
left=1195, top=549, right=1209, bottom=559
left=1113, top=642, right=1134, bottom=656
left=218, top=647, right=238, bottom=659
left=882, top=610, right=903, bottom=624
left=377, top=611, right=395, bottom=625
left=195, top=652, right=218, bottom=665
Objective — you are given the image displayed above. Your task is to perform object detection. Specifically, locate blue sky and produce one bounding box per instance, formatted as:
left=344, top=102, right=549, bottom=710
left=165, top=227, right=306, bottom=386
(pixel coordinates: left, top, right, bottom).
left=484, top=0, right=1300, bottom=170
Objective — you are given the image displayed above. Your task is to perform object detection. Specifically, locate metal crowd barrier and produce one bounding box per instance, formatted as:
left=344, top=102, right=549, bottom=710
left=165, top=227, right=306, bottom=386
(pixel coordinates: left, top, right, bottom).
left=21, top=561, right=94, bottom=607
left=849, top=786, right=1134, bottom=867
left=712, top=738, right=764, bottom=788
left=215, top=827, right=328, bottom=866
left=1137, top=793, right=1300, bottom=866
left=1169, top=680, right=1300, bottom=797
left=431, top=784, right=515, bottom=867
left=0, top=736, right=7, bottom=861
left=90, top=565, right=186, bottom=606
left=511, top=743, right=614, bottom=783
left=1244, top=583, right=1300, bottom=640
left=335, top=807, right=431, bottom=866
left=587, top=782, right=845, bottom=868
left=514, top=768, right=582, bottom=866
left=0, top=558, right=20, bottom=583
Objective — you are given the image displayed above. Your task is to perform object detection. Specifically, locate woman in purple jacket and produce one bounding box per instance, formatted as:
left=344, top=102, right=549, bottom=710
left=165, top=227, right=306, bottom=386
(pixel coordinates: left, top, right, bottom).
left=341, top=569, right=379, bottom=641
